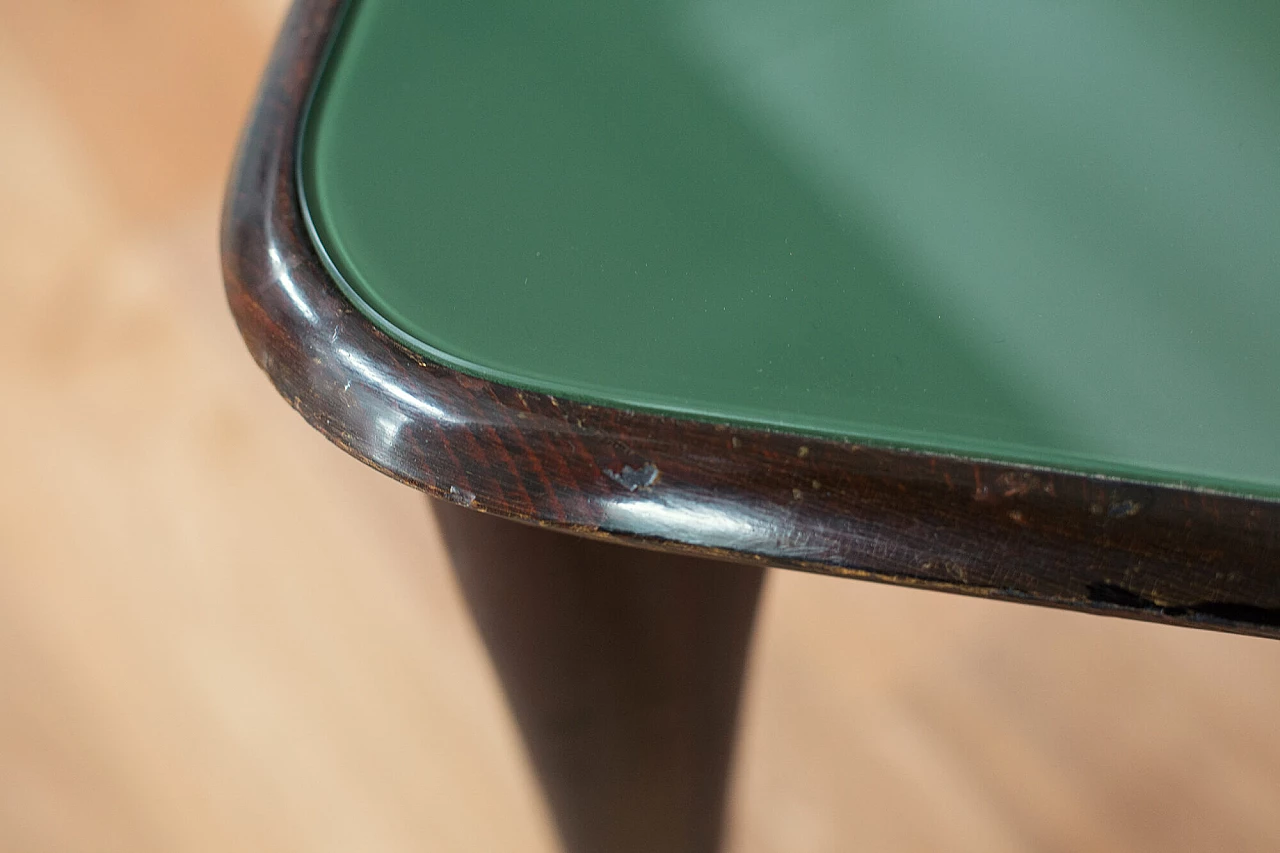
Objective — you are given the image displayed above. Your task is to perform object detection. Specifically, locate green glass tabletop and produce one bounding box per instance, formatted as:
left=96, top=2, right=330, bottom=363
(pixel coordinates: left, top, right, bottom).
left=301, top=0, right=1280, bottom=498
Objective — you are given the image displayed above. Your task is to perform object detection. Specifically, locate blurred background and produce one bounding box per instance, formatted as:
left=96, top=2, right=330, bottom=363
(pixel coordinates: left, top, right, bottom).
left=3, top=2, right=1280, bottom=851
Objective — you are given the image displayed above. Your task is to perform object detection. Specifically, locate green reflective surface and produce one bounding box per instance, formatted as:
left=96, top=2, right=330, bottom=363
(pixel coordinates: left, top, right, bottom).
left=302, top=0, right=1280, bottom=497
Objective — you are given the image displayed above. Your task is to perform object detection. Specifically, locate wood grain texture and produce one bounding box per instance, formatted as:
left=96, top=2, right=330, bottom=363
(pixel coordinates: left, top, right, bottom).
left=12, top=1, right=1280, bottom=850
left=222, top=0, right=1280, bottom=638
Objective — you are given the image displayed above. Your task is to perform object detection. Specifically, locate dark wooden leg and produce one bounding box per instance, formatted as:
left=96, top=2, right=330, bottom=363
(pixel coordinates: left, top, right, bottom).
left=431, top=499, right=765, bottom=853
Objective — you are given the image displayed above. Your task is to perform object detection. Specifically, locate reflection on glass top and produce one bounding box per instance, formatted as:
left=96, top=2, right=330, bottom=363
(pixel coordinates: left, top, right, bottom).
left=302, top=0, right=1280, bottom=497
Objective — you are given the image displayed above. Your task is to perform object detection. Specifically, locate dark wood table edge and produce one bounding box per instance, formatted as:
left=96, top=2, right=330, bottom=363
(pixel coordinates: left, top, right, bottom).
left=221, top=0, right=1280, bottom=640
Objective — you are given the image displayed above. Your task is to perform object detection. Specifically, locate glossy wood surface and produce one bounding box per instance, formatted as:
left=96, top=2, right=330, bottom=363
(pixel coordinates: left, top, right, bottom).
left=436, top=500, right=762, bottom=853
left=13, top=1, right=1280, bottom=849
left=223, top=0, right=1280, bottom=639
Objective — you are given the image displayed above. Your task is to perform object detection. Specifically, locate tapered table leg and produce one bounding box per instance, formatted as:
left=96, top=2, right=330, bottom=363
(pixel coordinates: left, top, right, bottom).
left=431, top=500, right=765, bottom=853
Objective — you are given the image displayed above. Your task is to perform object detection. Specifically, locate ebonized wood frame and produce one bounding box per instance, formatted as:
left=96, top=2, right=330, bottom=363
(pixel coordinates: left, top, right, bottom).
left=223, top=0, right=1280, bottom=639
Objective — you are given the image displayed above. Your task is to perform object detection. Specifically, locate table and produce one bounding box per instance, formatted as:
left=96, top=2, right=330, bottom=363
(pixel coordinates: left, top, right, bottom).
left=223, top=1, right=1280, bottom=849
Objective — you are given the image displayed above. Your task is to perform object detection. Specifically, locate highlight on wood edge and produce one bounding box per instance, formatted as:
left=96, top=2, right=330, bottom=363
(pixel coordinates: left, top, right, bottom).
left=221, top=0, right=1280, bottom=640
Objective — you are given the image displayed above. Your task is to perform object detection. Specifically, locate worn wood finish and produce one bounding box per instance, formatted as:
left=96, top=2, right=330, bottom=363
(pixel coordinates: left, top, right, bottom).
left=222, top=0, right=1280, bottom=638
left=434, top=499, right=763, bottom=853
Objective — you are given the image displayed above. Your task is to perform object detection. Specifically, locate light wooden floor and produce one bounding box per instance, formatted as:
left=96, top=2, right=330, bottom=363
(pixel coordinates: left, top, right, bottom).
left=2, top=3, right=1280, bottom=851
